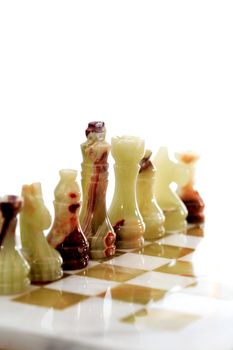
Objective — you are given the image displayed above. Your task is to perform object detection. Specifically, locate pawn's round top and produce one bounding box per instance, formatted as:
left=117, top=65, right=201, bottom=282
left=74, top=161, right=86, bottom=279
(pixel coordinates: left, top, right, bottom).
left=59, top=169, right=77, bottom=180
left=176, top=151, right=199, bottom=165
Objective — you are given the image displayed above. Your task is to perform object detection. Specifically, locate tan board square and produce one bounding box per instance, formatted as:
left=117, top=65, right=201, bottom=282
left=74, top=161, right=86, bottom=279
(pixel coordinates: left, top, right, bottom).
left=77, top=264, right=145, bottom=282
left=121, top=307, right=201, bottom=330
left=134, top=243, right=194, bottom=259
left=99, top=284, right=166, bottom=304
left=12, top=287, right=89, bottom=310
left=154, top=261, right=195, bottom=277
left=187, top=226, right=204, bottom=237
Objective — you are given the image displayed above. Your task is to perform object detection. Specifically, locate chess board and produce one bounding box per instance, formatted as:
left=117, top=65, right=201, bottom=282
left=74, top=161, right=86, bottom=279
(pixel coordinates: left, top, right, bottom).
left=1, top=226, right=233, bottom=350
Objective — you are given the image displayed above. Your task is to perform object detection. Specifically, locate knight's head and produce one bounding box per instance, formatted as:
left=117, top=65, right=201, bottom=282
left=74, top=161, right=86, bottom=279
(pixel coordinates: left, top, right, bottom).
left=154, top=147, right=189, bottom=187
left=21, top=183, right=51, bottom=231
left=153, top=147, right=173, bottom=184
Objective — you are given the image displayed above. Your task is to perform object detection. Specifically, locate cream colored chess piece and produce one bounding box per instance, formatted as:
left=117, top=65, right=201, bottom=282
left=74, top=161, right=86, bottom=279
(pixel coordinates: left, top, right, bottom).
left=20, top=183, right=63, bottom=282
left=80, top=122, right=116, bottom=259
left=137, top=150, right=165, bottom=240
left=108, top=136, right=145, bottom=249
left=153, top=147, right=189, bottom=233
left=0, top=195, right=30, bottom=294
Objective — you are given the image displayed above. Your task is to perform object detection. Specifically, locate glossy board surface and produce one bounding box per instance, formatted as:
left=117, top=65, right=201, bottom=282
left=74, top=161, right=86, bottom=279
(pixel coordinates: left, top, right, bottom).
left=1, top=223, right=233, bottom=350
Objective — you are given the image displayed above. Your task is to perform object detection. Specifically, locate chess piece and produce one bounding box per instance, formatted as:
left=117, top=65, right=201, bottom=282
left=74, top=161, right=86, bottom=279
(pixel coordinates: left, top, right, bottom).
left=176, top=152, right=205, bottom=224
left=0, top=195, right=30, bottom=294
left=108, top=136, right=145, bottom=249
left=47, top=169, right=89, bottom=270
left=137, top=150, right=165, bottom=240
left=153, top=147, right=189, bottom=233
left=20, top=183, right=63, bottom=282
left=80, top=122, right=116, bottom=259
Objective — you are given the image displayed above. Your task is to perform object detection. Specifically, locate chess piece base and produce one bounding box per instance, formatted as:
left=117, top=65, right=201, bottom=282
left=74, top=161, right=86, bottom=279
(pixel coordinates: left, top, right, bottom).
left=163, top=208, right=187, bottom=233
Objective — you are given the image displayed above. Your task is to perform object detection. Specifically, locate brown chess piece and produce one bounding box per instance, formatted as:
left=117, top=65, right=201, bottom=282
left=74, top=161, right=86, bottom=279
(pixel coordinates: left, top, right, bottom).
left=176, top=152, right=205, bottom=224
left=47, top=170, right=89, bottom=270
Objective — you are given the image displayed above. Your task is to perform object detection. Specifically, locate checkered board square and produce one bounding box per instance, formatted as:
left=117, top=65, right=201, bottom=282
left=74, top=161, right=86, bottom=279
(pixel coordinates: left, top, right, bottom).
left=1, top=225, right=232, bottom=349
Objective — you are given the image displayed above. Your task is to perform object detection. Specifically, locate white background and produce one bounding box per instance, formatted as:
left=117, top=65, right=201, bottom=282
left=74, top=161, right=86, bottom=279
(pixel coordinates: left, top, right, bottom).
left=0, top=0, right=233, bottom=249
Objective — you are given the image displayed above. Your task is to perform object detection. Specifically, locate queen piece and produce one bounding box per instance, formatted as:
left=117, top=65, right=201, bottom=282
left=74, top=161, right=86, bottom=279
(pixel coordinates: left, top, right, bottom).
left=80, top=122, right=116, bottom=259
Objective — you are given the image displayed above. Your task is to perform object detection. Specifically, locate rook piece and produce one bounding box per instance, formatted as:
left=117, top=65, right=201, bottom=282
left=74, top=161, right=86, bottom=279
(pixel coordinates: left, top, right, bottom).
left=20, top=183, right=63, bottom=282
left=153, top=147, right=189, bottom=233
left=137, top=150, right=165, bottom=240
left=0, top=196, right=30, bottom=294
left=108, top=136, right=145, bottom=249
left=176, top=152, right=205, bottom=224
left=80, top=122, right=116, bottom=259
left=47, top=169, right=89, bottom=270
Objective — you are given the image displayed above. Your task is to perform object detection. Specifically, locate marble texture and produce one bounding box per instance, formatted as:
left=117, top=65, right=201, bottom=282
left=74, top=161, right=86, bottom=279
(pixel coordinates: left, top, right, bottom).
left=1, top=228, right=233, bottom=350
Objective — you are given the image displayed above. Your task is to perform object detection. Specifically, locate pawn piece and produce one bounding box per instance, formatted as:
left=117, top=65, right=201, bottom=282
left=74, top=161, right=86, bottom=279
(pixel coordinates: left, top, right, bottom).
left=137, top=150, right=165, bottom=240
left=0, top=195, right=30, bottom=294
left=153, top=147, right=189, bottom=233
left=176, top=152, right=205, bottom=224
left=47, top=169, right=89, bottom=270
left=80, top=122, right=116, bottom=259
left=20, top=183, right=63, bottom=282
left=108, top=136, right=145, bottom=249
